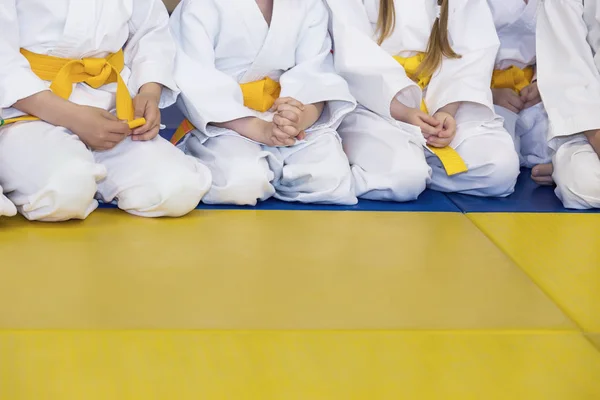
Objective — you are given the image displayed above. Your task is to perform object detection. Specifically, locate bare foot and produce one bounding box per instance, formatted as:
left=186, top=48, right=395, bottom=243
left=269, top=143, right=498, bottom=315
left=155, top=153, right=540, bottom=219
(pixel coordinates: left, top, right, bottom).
left=531, top=163, right=554, bottom=186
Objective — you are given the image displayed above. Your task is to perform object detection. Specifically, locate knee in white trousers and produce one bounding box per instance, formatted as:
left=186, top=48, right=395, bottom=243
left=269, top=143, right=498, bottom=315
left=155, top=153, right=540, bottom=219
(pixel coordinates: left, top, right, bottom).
left=0, top=125, right=104, bottom=221
left=339, top=107, right=430, bottom=202
left=23, top=159, right=105, bottom=222
left=429, top=117, right=520, bottom=197
left=185, top=131, right=356, bottom=206
left=0, top=186, right=17, bottom=218
left=273, top=131, right=357, bottom=205
left=553, top=138, right=600, bottom=209
left=186, top=134, right=275, bottom=206
left=95, top=137, right=212, bottom=217
left=0, top=123, right=211, bottom=221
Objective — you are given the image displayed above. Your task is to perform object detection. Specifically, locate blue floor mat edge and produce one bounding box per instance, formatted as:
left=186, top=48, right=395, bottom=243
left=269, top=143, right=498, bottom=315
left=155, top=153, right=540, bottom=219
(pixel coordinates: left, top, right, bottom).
left=151, top=108, right=600, bottom=214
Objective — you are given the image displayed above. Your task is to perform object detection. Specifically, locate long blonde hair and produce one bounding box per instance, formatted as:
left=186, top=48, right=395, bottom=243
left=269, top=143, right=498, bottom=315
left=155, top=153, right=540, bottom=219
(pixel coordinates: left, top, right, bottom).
left=376, top=0, right=461, bottom=76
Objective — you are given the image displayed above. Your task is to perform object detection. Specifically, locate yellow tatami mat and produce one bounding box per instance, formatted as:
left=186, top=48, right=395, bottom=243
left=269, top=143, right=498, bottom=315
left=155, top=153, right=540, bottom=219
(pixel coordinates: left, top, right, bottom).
left=1, top=331, right=599, bottom=400
left=588, top=334, right=600, bottom=351
left=469, top=213, right=600, bottom=333
left=0, top=210, right=573, bottom=330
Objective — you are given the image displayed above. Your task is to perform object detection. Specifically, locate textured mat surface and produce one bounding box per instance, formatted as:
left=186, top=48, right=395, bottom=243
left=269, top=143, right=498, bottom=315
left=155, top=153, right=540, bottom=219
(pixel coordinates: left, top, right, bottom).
left=0, top=210, right=572, bottom=330
left=470, top=213, right=600, bottom=333
left=1, top=331, right=599, bottom=400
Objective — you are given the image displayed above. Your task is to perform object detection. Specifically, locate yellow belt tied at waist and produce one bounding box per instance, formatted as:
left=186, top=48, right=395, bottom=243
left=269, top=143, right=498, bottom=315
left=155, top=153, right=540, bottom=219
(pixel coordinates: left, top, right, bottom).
left=0, top=49, right=146, bottom=130
left=491, top=65, right=534, bottom=94
left=170, top=77, right=281, bottom=145
left=393, top=53, right=468, bottom=176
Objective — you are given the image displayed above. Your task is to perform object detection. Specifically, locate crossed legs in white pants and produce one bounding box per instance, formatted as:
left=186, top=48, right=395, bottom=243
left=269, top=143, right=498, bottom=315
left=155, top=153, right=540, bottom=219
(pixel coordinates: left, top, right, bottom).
left=338, top=105, right=520, bottom=202
left=184, top=129, right=357, bottom=206
left=0, top=121, right=212, bottom=221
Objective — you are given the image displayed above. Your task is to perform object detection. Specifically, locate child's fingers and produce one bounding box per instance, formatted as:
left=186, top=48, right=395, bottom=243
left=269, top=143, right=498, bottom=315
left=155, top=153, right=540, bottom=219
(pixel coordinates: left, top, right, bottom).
left=278, top=124, right=300, bottom=136
left=436, top=128, right=454, bottom=139
left=133, top=103, right=159, bottom=135
left=273, top=97, right=305, bottom=110
left=523, top=98, right=541, bottom=110
left=531, top=175, right=555, bottom=186
left=507, top=95, right=524, bottom=112
left=132, top=126, right=160, bottom=142
left=532, top=163, right=554, bottom=178
left=420, top=113, right=441, bottom=127
left=100, top=109, right=120, bottom=121
left=133, top=97, right=147, bottom=120
left=273, top=125, right=295, bottom=141
left=501, top=100, right=520, bottom=114
left=273, top=114, right=295, bottom=127
left=297, top=131, right=307, bottom=140
left=276, top=104, right=302, bottom=121
left=531, top=163, right=555, bottom=185
left=426, top=136, right=452, bottom=148
left=418, top=119, right=442, bottom=136
left=107, top=120, right=133, bottom=136
left=277, top=110, right=301, bottom=123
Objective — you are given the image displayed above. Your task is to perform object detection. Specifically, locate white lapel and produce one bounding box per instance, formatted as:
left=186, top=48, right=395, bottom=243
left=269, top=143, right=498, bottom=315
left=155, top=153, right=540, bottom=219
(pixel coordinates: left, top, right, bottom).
left=55, top=0, right=95, bottom=57
left=240, top=0, right=297, bottom=82
left=238, top=0, right=270, bottom=56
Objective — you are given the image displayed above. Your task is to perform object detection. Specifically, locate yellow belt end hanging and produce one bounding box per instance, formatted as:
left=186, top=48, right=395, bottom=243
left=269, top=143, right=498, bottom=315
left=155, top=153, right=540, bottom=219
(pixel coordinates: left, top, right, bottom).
left=128, top=118, right=146, bottom=130
left=428, top=145, right=469, bottom=176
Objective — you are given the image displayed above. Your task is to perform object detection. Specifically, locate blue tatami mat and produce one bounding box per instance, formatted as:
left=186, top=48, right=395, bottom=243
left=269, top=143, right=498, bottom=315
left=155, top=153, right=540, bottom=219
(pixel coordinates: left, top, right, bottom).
left=98, top=190, right=460, bottom=212
left=161, top=105, right=185, bottom=130
left=194, top=190, right=459, bottom=212
left=447, top=168, right=600, bottom=214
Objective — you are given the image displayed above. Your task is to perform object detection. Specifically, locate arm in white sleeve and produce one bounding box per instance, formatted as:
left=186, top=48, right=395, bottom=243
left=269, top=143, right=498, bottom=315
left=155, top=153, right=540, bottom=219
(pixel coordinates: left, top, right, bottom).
left=536, top=0, right=600, bottom=140
left=426, top=0, right=499, bottom=116
left=125, top=0, right=180, bottom=107
left=325, top=0, right=421, bottom=118
left=170, top=0, right=254, bottom=132
left=0, top=0, right=48, bottom=110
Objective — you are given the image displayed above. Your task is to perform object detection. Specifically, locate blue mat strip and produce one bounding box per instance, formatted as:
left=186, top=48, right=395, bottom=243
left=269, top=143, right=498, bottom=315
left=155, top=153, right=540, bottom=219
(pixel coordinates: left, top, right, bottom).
left=447, top=169, right=600, bottom=214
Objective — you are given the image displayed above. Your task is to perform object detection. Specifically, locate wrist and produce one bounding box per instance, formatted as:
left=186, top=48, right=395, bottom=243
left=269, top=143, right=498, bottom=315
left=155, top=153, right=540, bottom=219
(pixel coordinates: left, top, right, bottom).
left=138, top=82, right=162, bottom=102
left=390, top=99, right=410, bottom=121
left=437, top=102, right=460, bottom=117
left=298, top=102, right=324, bottom=131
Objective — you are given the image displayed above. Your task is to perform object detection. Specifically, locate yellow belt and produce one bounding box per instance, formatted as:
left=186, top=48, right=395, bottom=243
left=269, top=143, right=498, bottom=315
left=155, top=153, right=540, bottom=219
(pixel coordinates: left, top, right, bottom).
left=491, top=65, right=534, bottom=94
left=394, top=54, right=468, bottom=176
left=0, top=49, right=145, bottom=130
left=170, top=77, right=281, bottom=145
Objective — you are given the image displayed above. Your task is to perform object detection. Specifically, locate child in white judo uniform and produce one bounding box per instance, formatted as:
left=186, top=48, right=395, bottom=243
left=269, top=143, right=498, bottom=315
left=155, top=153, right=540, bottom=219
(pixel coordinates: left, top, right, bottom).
left=326, top=0, right=520, bottom=201
left=170, top=0, right=358, bottom=206
left=0, top=0, right=211, bottom=222
left=532, top=0, right=600, bottom=209
left=488, top=0, right=551, bottom=168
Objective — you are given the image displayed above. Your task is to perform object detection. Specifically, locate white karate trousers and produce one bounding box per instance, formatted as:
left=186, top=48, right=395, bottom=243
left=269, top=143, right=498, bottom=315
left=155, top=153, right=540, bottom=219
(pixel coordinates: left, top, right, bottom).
left=338, top=104, right=520, bottom=201
left=0, top=121, right=212, bottom=221
left=552, top=136, right=600, bottom=209
left=184, top=128, right=357, bottom=206
left=495, top=102, right=552, bottom=168
left=0, top=185, right=17, bottom=217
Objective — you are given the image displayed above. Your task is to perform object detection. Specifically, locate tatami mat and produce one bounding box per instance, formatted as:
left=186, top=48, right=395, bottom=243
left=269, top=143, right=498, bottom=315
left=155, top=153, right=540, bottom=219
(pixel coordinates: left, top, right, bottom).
left=469, top=213, right=600, bottom=333
left=0, top=210, right=573, bottom=330
left=1, top=331, right=599, bottom=400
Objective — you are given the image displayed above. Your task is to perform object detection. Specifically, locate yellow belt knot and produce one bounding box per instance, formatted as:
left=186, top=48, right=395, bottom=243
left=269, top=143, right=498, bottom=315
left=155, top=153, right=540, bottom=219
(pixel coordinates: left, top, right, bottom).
left=1, top=49, right=145, bottom=130
left=491, top=65, right=535, bottom=94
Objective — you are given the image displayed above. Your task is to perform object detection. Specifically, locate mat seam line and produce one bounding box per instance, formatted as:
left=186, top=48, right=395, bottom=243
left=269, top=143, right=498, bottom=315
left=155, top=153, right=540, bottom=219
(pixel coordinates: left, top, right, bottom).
left=465, top=214, right=585, bottom=334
